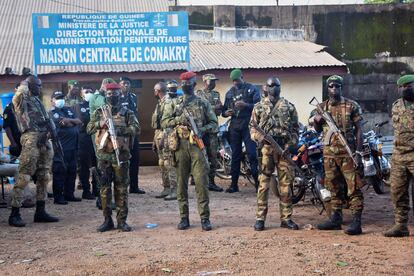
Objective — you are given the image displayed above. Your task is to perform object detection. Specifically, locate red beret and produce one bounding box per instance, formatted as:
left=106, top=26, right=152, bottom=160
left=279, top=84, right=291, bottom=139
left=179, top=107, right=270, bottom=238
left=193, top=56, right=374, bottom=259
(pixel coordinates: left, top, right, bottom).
left=180, top=71, right=197, bottom=81
left=105, top=82, right=121, bottom=90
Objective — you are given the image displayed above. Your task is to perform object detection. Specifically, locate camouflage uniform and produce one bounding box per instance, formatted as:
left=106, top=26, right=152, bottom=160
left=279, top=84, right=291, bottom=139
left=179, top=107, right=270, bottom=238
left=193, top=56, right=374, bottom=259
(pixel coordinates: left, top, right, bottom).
left=250, top=97, right=299, bottom=222
left=151, top=95, right=177, bottom=192
left=195, top=88, right=222, bottom=184
left=319, top=97, right=364, bottom=215
left=11, top=84, right=53, bottom=208
left=161, top=94, right=217, bottom=220
left=87, top=105, right=140, bottom=224
left=389, top=98, right=414, bottom=224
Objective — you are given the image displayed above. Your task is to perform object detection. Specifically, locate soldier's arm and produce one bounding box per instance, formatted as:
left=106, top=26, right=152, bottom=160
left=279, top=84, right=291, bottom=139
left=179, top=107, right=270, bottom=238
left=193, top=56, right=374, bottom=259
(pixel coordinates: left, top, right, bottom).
left=86, top=110, right=101, bottom=135
left=245, top=85, right=261, bottom=112
left=213, top=91, right=223, bottom=116
left=200, top=101, right=218, bottom=134
left=352, top=102, right=364, bottom=152
left=124, top=111, right=141, bottom=136
left=12, top=83, right=28, bottom=115
left=221, top=91, right=232, bottom=117
left=161, top=101, right=178, bottom=129
left=250, top=107, right=265, bottom=143
left=289, top=105, right=300, bottom=146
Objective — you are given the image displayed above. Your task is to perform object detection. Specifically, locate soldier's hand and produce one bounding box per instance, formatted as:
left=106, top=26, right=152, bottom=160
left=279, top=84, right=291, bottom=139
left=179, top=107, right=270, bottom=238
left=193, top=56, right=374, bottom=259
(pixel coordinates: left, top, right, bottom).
left=224, top=109, right=234, bottom=117
left=235, top=100, right=248, bottom=109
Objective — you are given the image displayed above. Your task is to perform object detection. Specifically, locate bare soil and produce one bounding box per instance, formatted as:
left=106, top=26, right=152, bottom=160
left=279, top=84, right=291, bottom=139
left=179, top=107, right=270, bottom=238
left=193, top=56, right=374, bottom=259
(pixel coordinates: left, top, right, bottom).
left=0, top=166, right=413, bottom=276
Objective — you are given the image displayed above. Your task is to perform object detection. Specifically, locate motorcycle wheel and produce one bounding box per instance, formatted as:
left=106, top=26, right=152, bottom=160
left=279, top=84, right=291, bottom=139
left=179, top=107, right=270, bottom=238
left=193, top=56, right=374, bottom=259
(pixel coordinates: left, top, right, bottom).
left=215, top=152, right=232, bottom=180
left=291, top=175, right=307, bottom=204
left=366, top=176, right=385, bottom=195
left=241, top=158, right=256, bottom=186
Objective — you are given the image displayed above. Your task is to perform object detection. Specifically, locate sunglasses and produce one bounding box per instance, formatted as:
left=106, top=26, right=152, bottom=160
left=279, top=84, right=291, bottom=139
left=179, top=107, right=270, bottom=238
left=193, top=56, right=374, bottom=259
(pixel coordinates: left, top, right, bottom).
left=328, top=83, right=342, bottom=88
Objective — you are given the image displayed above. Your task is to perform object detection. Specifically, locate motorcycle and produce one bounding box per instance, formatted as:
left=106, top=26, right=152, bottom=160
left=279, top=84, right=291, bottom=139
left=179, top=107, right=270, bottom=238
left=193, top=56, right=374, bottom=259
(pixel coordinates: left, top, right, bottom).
left=361, top=120, right=391, bottom=194
left=215, top=119, right=255, bottom=185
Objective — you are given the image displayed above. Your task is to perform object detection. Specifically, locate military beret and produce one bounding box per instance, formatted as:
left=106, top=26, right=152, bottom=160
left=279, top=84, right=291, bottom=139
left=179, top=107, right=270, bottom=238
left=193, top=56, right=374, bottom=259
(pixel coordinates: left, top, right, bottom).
left=326, top=75, right=343, bottom=85
left=202, top=74, right=219, bottom=82
left=230, top=69, right=242, bottom=80
left=180, top=71, right=197, bottom=81
left=105, top=83, right=121, bottom=90
left=397, top=75, right=414, bottom=86
left=67, top=80, right=79, bottom=86
left=120, top=76, right=132, bottom=83
left=51, top=91, right=64, bottom=99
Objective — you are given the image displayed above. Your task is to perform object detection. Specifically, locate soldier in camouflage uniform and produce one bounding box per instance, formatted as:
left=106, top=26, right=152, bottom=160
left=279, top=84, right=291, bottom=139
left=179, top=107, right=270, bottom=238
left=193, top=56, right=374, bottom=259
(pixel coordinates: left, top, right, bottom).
left=195, top=74, right=224, bottom=192
left=65, top=80, right=82, bottom=117
left=250, top=77, right=300, bottom=231
left=9, top=76, right=59, bottom=227
left=314, top=75, right=365, bottom=235
left=87, top=82, right=140, bottom=232
left=384, top=75, right=414, bottom=237
left=161, top=71, right=218, bottom=231
left=151, top=81, right=177, bottom=201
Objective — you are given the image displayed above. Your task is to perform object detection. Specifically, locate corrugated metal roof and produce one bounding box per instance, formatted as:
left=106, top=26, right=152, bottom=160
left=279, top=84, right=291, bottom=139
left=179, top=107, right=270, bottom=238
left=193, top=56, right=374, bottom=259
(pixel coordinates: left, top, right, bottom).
left=0, top=0, right=345, bottom=76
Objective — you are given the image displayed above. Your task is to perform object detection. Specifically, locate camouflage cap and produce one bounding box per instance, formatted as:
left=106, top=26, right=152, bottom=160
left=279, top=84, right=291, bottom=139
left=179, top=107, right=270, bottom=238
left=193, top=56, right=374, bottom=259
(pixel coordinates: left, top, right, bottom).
left=51, top=91, right=64, bottom=99
left=230, top=69, right=242, bottom=80
left=67, top=80, right=79, bottom=86
left=101, top=78, right=116, bottom=86
left=326, top=75, right=343, bottom=85
left=397, top=74, right=414, bottom=86
left=202, top=74, right=219, bottom=82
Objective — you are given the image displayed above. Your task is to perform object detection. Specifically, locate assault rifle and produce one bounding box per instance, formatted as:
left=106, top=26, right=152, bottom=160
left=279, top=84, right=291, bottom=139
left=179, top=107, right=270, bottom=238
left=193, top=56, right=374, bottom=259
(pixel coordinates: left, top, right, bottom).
left=309, top=97, right=358, bottom=168
left=250, top=120, right=303, bottom=176
left=99, top=104, right=121, bottom=166
left=183, top=107, right=209, bottom=164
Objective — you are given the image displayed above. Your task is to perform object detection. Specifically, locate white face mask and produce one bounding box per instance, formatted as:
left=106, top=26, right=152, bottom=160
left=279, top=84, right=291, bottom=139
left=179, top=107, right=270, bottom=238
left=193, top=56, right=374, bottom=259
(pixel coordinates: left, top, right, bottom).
left=55, top=99, right=65, bottom=109
left=84, top=93, right=93, bottom=102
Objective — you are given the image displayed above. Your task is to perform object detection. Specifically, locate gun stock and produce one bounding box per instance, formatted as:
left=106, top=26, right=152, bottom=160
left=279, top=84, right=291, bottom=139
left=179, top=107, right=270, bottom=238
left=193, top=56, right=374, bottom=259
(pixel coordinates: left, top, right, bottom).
left=183, top=107, right=209, bottom=164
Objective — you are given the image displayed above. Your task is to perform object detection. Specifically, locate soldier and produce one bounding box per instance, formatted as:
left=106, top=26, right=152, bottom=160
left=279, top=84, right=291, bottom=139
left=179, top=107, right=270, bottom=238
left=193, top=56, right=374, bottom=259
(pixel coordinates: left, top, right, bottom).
left=87, top=82, right=140, bottom=232
left=151, top=81, right=177, bottom=200
left=314, top=75, right=364, bottom=235
left=195, top=74, right=224, bottom=192
left=250, top=77, right=300, bottom=231
left=161, top=71, right=217, bottom=231
left=119, top=76, right=145, bottom=194
left=65, top=80, right=82, bottom=117
left=3, top=100, right=21, bottom=158
left=77, top=86, right=98, bottom=200
left=222, top=69, right=260, bottom=193
left=384, top=74, right=414, bottom=237
left=50, top=91, right=83, bottom=204
left=8, top=76, right=59, bottom=227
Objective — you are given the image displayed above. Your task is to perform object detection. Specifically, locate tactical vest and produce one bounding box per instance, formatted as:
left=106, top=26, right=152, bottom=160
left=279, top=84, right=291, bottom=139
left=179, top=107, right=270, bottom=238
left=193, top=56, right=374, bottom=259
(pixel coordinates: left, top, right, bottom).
left=15, top=94, right=49, bottom=133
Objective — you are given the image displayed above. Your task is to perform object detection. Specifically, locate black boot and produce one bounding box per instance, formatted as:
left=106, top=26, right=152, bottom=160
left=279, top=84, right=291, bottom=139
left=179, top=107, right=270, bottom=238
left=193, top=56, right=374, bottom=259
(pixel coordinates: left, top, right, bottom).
left=317, top=210, right=342, bottom=230
left=254, top=220, right=265, bottom=231
left=280, top=219, right=299, bottom=230
left=344, top=213, right=362, bottom=235
left=117, top=221, right=132, bottom=232
left=34, top=201, right=59, bottom=223
left=82, top=190, right=95, bottom=200
left=97, top=216, right=114, bottom=232
left=9, top=207, right=26, bottom=227
left=201, top=219, right=212, bottom=231
left=177, top=217, right=190, bottom=230
left=208, top=182, right=224, bottom=192
left=225, top=183, right=239, bottom=193
left=130, top=187, right=146, bottom=194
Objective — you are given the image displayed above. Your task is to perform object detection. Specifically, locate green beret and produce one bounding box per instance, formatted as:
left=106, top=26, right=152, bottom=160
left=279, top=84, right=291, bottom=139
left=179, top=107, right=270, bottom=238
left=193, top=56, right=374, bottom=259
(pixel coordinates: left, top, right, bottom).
left=326, top=75, right=343, bottom=85
left=397, top=75, right=414, bottom=86
left=67, top=80, right=79, bottom=86
left=230, top=69, right=242, bottom=80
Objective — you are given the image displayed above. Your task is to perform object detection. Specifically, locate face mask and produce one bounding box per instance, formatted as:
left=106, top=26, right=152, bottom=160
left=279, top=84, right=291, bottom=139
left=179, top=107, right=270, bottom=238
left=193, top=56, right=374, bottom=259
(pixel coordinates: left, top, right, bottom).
left=267, top=86, right=281, bottom=99
left=402, top=87, right=414, bottom=102
left=55, top=99, right=65, bottom=109
left=207, top=82, right=216, bottom=90
left=168, top=92, right=177, bottom=98
left=84, top=93, right=93, bottom=102
left=106, top=95, right=119, bottom=106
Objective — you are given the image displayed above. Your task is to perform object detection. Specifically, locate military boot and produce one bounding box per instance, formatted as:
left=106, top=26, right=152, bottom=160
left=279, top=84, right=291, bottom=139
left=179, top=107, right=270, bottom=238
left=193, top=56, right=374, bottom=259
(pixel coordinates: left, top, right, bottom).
left=225, top=183, right=239, bottom=193
left=117, top=221, right=132, bottom=232
left=317, top=210, right=342, bottom=230
left=254, top=220, right=265, bottom=231
left=208, top=181, right=224, bottom=192
left=281, top=219, right=299, bottom=230
left=201, top=219, right=212, bottom=231
left=344, top=213, right=362, bottom=235
left=34, top=201, right=59, bottom=223
left=8, top=207, right=26, bottom=227
left=384, top=223, right=410, bottom=237
left=177, top=217, right=190, bottom=230
left=164, top=188, right=177, bottom=201
left=155, top=187, right=170, bottom=198
left=97, top=215, right=114, bottom=232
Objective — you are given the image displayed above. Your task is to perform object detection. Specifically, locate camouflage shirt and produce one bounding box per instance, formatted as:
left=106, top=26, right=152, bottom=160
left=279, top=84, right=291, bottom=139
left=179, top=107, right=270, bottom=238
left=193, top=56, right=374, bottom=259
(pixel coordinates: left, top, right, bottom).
left=392, top=98, right=414, bottom=158
left=87, top=105, right=140, bottom=163
left=151, top=95, right=173, bottom=130
left=195, top=88, right=223, bottom=117
left=12, top=84, right=49, bottom=134
left=161, top=94, right=218, bottom=135
left=250, top=97, right=299, bottom=148
left=319, top=96, right=362, bottom=157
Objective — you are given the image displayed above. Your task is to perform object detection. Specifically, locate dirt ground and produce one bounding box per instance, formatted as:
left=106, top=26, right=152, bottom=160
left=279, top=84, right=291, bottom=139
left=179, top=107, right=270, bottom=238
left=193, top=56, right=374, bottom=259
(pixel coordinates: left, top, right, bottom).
left=0, top=166, right=413, bottom=276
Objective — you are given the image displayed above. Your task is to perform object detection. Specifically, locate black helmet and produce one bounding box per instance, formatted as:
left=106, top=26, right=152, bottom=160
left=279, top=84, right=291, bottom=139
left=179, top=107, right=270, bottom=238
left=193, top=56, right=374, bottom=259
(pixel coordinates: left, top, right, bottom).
left=265, top=77, right=281, bottom=97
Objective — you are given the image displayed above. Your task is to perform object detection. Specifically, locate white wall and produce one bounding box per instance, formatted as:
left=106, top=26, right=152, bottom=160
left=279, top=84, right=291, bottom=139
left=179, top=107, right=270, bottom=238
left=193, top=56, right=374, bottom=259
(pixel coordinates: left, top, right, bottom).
left=177, top=0, right=364, bottom=6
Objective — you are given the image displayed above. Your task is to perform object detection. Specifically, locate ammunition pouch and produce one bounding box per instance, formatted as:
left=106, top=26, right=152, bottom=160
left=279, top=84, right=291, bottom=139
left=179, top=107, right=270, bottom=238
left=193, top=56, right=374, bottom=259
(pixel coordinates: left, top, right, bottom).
left=167, top=128, right=180, bottom=151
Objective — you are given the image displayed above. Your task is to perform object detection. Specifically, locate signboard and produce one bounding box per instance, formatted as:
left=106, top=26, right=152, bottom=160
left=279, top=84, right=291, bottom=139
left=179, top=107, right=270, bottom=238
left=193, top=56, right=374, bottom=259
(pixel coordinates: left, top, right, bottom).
left=32, top=12, right=189, bottom=66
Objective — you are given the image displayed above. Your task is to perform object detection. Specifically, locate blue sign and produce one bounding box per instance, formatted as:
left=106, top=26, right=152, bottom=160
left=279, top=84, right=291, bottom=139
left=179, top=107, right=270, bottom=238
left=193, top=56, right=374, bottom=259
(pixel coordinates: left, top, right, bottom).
left=32, top=12, right=189, bottom=66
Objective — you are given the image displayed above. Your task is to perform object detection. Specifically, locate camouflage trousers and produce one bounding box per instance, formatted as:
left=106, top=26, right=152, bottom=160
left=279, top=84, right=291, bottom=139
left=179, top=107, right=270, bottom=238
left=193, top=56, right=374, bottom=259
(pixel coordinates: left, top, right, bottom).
left=174, top=138, right=210, bottom=219
left=12, top=132, right=53, bottom=208
left=158, top=148, right=177, bottom=189
left=256, top=145, right=293, bottom=221
left=324, top=156, right=364, bottom=215
left=204, top=133, right=219, bottom=183
left=98, top=159, right=129, bottom=223
left=390, top=156, right=413, bottom=223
